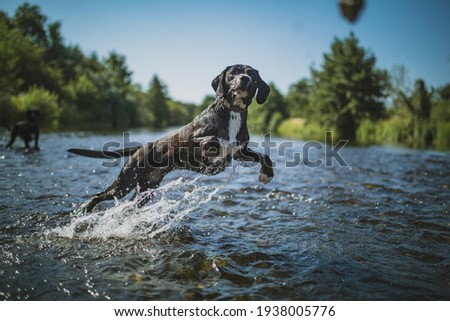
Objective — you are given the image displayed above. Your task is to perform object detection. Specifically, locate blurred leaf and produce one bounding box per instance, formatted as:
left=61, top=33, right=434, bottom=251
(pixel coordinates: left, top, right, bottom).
left=339, top=0, right=365, bottom=23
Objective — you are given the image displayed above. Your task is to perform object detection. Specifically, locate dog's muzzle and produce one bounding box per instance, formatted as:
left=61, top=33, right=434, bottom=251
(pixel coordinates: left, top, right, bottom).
left=231, top=74, right=253, bottom=93
left=226, top=74, right=254, bottom=112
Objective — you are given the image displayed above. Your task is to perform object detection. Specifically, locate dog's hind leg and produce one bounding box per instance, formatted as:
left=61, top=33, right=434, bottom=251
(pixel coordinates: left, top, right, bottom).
left=5, top=129, right=18, bottom=149
left=23, top=137, right=30, bottom=149
left=132, top=188, right=156, bottom=208
left=84, top=191, right=114, bottom=213
left=131, top=167, right=170, bottom=208
left=84, top=177, right=135, bottom=213
left=33, top=128, right=40, bottom=150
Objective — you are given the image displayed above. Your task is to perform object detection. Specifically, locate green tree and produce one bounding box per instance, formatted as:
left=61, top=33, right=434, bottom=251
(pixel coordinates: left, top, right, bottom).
left=0, top=19, right=22, bottom=94
left=400, top=80, right=432, bottom=119
left=167, top=100, right=188, bottom=126
left=405, top=80, right=433, bottom=146
left=12, top=3, right=48, bottom=47
left=393, top=78, right=434, bottom=147
left=0, top=18, right=60, bottom=94
left=61, top=52, right=138, bottom=130
left=431, top=84, right=450, bottom=150
left=439, top=83, right=450, bottom=101
left=198, top=95, right=215, bottom=112
left=145, top=75, right=170, bottom=128
left=286, top=78, right=312, bottom=118
left=104, top=51, right=133, bottom=129
left=45, top=21, right=70, bottom=79
left=310, top=33, right=389, bottom=141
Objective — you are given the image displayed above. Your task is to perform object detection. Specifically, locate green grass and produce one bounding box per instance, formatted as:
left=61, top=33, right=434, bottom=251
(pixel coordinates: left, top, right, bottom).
left=277, top=118, right=332, bottom=141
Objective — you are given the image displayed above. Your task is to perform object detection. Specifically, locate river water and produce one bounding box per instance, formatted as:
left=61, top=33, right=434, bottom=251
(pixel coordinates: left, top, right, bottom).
left=0, top=129, right=449, bottom=300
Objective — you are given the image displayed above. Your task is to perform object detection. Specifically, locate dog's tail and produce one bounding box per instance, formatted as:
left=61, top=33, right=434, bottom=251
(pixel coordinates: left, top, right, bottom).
left=67, top=146, right=140, bottom=159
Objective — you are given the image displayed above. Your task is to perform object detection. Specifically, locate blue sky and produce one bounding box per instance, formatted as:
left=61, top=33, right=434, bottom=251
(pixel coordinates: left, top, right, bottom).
left=2, top=0, right=450, bottom=103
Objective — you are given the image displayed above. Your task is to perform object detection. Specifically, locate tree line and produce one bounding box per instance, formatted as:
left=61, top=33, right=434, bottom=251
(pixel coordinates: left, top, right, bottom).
left=2, top=4, right=449, bottom=150
left=251, top=33, right=450, bottom=150
left=0, top=3, right=200, bottom=131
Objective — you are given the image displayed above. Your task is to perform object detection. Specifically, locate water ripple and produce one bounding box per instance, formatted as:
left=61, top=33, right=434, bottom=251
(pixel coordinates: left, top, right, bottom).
left=1, top=132, right=449, bottom=300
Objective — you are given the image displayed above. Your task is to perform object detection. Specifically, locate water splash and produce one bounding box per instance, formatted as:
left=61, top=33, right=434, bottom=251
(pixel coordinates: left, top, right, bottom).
left=49, top=175, right=227, bottom=240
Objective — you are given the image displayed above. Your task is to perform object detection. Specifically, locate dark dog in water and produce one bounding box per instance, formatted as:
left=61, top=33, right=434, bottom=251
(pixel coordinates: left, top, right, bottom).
left=68, top=64, right=274, bottom=212
left=5, top=109, right=41, bottom=150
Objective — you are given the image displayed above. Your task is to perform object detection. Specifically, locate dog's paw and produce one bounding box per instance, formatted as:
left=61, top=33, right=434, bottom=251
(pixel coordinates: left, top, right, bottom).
left=259, top=172, right=273, bottom=184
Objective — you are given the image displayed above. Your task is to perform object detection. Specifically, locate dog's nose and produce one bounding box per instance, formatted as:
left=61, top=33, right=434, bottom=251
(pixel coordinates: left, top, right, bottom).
left=239, top=74, right=252, bottom=88
left=240, top=75, right=250, bottom=83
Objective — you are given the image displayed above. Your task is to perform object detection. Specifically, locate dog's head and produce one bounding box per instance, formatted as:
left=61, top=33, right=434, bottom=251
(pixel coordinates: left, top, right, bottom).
left=26, top=109, right=41, bottom=123
left=211, top=64, right=270, bottom=112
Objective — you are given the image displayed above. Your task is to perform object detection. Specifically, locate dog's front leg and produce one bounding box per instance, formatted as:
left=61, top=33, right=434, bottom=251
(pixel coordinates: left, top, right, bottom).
left=234, top=146, right=274, bottom=184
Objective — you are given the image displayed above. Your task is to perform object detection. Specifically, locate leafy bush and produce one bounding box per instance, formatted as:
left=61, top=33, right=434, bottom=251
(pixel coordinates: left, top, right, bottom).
left=434, top=122, right=450, bottom=150
left=277, top=118, right=330, bottom=141
left=11, top=86, right=60, bottom=130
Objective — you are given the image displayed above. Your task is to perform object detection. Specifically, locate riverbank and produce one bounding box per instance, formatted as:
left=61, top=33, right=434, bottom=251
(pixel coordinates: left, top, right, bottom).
left=276, top=117, right=450, bottom=151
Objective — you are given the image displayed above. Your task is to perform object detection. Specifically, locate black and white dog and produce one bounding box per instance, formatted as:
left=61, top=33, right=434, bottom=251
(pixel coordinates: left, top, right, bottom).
left=68, top=64, right=274, bottom=212
left=5, top=109, right=41, bottom=150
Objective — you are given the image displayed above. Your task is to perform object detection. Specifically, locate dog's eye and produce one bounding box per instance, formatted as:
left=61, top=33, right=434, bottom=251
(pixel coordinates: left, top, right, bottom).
left=227, top=73, right=237, bottom=82
left=246, top=70, right=256, bottom=79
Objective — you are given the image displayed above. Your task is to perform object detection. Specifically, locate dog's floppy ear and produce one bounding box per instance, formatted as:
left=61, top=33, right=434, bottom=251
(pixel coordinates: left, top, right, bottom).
left=211, top=66, right=231, bottom=97
left=211, top=72, right=222, bottom=92
left=256, top=73, right=270, bottom=104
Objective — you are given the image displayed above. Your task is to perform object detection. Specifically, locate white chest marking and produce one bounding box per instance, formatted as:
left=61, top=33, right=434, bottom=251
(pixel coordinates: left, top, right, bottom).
left=228, top=112, right=241, bottom=142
